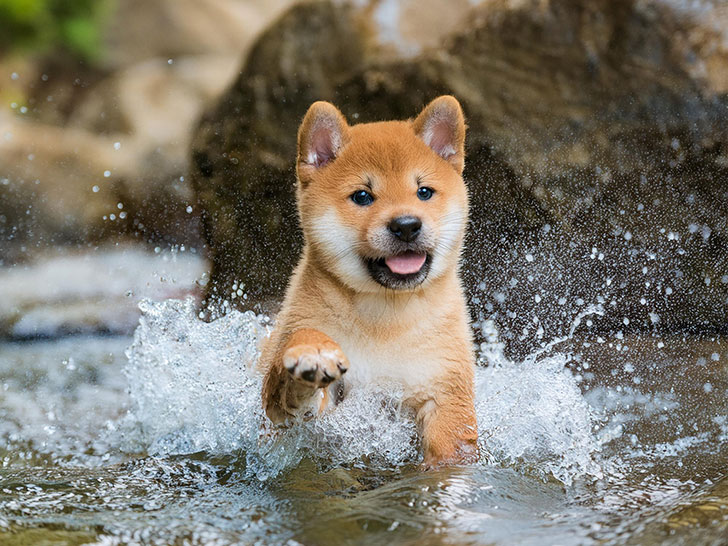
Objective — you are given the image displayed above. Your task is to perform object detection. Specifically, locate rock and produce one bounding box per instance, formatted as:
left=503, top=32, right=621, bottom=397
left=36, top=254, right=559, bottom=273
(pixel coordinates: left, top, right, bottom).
left=69, top=55, right=240, bottom=145
left=190, top=1, right=372, bottom=310
left=0, top=111, right=202, bottom=263
left=190, top=0, right=728, bottom=354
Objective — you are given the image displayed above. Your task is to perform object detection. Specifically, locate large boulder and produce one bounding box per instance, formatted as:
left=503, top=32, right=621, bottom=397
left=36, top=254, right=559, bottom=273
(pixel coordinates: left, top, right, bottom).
left=190, top=0, right=728, bottom=354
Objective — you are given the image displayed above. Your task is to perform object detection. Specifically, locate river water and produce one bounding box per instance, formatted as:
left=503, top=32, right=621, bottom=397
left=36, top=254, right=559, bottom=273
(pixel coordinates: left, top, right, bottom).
left=1, top=280, right=726, bottom=545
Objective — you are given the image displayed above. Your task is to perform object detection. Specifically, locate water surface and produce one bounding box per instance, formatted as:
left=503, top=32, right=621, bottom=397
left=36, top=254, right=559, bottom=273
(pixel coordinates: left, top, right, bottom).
left=1, top=297, right=726, bottom=545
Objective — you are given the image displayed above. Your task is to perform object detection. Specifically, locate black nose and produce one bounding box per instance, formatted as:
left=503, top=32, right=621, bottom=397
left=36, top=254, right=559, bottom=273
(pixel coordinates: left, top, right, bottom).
left=388, top=215, right=422, bottom=242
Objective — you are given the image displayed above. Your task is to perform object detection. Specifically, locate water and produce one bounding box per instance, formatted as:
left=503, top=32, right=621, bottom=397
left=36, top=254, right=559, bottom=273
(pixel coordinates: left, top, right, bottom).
left=1, top=296, right=727, bottom=545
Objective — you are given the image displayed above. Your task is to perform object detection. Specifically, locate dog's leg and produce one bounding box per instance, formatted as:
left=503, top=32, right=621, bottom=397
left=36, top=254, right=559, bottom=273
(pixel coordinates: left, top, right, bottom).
left=417, top=380, right=479, bottom=469
left=262, top=328, right=348, bottom=423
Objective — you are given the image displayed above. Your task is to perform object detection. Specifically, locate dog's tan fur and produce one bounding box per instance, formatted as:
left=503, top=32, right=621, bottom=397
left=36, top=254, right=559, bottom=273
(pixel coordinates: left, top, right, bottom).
left=259, top=96, right=477, bottom=468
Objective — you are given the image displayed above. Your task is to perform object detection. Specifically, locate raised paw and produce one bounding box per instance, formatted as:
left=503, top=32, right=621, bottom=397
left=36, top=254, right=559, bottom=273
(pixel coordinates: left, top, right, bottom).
left=282, top=342, right=348, bottom=388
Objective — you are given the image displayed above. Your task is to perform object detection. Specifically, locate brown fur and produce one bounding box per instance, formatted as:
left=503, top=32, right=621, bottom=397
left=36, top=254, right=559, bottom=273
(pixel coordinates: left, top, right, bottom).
left=259, top=96, right=477, bottom=468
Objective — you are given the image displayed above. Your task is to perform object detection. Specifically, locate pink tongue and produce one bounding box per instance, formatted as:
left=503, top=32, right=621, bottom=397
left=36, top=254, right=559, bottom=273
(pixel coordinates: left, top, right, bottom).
left=384, top=252, right=426, bottom=275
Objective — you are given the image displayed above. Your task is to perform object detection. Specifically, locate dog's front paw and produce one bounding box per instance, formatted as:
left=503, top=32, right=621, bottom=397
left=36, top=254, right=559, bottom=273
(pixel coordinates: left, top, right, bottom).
left=282, top=342, right=348, bottom=388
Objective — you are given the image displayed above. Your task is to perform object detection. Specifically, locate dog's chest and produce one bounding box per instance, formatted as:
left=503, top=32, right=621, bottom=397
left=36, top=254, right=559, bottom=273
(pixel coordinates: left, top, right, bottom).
left=329, top=327, right=447, bottom=394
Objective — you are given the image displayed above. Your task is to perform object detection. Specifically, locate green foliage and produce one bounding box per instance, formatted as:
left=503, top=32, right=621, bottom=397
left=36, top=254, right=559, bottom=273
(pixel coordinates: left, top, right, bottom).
left=0, top=0, right=110, bottom=61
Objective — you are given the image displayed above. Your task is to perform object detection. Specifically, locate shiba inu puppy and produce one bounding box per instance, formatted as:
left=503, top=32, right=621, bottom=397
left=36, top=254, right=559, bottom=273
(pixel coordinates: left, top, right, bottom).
left=260, top=96, right=477, bottom=467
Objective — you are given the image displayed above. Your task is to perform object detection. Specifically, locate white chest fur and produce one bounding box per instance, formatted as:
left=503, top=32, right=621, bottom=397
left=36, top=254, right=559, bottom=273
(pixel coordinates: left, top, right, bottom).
left=322, top=322, right=449, bottom=398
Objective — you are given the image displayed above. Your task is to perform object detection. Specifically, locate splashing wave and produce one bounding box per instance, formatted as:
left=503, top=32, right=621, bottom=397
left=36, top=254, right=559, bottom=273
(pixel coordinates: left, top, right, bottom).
left=121, top=298, right=602, bottom=484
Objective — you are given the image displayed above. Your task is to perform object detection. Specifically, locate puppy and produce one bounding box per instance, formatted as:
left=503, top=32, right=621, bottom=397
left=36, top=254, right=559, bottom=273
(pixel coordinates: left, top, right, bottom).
left=259, top=96, right=477, bottom=467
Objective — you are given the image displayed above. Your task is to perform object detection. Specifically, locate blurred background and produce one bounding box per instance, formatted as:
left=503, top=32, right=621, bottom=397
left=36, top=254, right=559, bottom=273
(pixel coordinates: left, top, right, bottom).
left=0, top=0, right=292, bottom=340
left=1, top=0, right=726, bottom=353
left=1, top=2, right=728, bottom=544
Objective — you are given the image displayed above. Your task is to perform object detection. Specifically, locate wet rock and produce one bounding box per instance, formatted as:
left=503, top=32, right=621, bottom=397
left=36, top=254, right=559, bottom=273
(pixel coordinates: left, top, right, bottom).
left=0, top=113, right=198, bottom=263
left=69, top=55, right=240, bottom=149
left=67, top=54, right=243, bottom=247
left=190, top=0, right=728, bottom=351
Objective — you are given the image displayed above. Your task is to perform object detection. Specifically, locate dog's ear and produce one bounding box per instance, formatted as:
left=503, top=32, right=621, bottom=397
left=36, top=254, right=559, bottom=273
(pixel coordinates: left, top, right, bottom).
left=297, top=101, right=349, bottom=182
left=413, top=96, right=466, bottom=174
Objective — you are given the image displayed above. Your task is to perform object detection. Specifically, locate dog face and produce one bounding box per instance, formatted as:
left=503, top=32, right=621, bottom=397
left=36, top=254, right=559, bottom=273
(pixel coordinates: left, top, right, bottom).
left=295, top=96, right=469, bottom=293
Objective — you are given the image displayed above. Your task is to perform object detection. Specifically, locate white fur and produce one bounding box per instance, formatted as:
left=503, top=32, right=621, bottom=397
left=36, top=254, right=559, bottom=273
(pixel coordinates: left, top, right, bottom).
left=422, top=126, right=456, bottom=158
left=428, top=203, right=467, bottom=280
left=309, top=205, right=466, bottom=293
left=304, top=206, right=466, bottom=398
left=309, top=209, right=377, bottom=292
left=305, top=117, right=342, bottom=166
left=322, top=316, right=447, bottom=397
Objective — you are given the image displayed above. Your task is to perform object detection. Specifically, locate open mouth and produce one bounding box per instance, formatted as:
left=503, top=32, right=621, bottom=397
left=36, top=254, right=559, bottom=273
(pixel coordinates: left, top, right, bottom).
left=366, top=251, right=431, bottom=289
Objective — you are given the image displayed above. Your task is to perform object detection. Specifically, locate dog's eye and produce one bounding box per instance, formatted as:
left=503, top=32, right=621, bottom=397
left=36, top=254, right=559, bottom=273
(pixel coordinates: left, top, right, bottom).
left=351, top=190, right=374, bottom=206
left=417, top=187, right=434, bottom=201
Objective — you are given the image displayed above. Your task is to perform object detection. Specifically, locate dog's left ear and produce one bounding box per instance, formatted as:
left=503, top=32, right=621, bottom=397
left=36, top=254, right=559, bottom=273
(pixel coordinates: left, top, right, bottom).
left=297, top=101, right=349, bottom=184
left=413, top=96, right=466, bottom=174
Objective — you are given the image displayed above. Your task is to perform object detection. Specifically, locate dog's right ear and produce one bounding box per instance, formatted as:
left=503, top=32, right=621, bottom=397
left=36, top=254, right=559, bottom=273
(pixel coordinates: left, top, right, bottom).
left=297, top=101, right=349, bottom=184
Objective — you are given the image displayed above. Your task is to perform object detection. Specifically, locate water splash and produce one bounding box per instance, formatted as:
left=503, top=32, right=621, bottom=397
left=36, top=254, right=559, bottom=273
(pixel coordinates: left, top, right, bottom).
left=120, top=298, right=268, bottom=457
left=121, top=298, right=602, bottom=484
left=474, top=318, right=603, bottom=484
